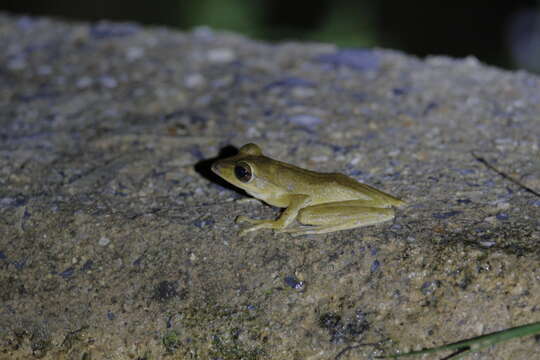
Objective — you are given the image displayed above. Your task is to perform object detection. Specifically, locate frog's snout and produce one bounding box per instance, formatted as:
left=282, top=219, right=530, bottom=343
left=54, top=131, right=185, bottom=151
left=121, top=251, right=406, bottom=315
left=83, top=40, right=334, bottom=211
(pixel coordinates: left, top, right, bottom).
left=211, top=161, right=220, bottom=174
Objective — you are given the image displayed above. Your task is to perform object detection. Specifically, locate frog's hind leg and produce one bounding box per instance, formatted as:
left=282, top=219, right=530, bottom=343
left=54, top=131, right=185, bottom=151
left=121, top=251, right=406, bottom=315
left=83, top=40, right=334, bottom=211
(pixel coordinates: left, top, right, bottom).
left=235, top=194, right=310, bottom=236
left=281, top=203, right=395, bottom=236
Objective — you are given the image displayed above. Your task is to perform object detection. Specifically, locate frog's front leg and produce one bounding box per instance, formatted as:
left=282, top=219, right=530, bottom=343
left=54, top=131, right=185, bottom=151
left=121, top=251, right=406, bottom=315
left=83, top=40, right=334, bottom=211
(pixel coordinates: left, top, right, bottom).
left=236, top=194, right=310, bottom=236
left=282, top=200, right=396, bottom=236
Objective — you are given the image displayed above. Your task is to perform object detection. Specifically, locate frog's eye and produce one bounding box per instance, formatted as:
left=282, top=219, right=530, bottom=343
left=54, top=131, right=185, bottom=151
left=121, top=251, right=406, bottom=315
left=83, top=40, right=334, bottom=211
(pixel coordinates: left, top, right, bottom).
left=234, top=163, right=252, bottom=183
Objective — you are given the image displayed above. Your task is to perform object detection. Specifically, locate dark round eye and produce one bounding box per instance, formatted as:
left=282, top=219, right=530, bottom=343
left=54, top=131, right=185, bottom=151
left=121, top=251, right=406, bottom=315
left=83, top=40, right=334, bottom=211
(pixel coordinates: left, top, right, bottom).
left=234, top=163, right=252, bottom=183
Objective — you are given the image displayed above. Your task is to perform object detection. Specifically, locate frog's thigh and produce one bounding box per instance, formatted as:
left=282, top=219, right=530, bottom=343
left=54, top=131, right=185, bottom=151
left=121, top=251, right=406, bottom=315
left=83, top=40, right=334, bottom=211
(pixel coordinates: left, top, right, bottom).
left=289, top=202, right=394, bottom=235
left=298, top=203, right=394, bottom=226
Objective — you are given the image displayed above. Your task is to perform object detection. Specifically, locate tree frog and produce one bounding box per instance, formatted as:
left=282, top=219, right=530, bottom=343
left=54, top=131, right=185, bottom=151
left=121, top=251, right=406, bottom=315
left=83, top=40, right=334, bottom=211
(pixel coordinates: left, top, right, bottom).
left=211, top=143, right=405, bottom=236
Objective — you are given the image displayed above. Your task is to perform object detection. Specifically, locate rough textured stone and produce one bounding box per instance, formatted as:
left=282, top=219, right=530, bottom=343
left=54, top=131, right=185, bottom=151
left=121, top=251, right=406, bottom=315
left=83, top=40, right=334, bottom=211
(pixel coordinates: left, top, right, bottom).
left=1, top=13, right=540, bottom=360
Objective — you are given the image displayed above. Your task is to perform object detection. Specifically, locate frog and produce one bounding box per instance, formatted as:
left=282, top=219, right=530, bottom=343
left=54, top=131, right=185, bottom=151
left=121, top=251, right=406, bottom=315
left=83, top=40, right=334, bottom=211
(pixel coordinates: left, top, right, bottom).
left=211, top=143, right=405, bottom=236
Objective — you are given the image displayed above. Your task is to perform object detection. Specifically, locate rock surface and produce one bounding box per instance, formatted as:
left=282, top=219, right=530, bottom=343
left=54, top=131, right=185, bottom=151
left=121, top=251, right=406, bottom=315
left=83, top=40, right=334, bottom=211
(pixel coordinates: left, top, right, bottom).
left=1, top=13, right=540, bottom=360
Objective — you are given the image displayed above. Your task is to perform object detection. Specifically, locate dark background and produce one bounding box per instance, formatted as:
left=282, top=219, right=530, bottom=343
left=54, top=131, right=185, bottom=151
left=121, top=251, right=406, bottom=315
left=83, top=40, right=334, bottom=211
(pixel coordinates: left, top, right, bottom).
left=2, top=0, right=540, bottom=73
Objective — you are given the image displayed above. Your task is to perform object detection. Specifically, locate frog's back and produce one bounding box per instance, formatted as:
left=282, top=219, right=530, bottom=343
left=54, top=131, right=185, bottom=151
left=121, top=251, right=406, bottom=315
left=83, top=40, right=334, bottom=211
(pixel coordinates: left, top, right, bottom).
left=269, top=160, right=405, bottom=207
left=328, top=173, right=406, bottom=207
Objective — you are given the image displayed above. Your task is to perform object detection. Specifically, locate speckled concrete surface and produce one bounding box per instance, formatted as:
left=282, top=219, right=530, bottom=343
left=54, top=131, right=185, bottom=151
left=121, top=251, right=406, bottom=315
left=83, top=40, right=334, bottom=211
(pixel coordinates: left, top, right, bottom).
left=1, top=13, right=540, bottom=360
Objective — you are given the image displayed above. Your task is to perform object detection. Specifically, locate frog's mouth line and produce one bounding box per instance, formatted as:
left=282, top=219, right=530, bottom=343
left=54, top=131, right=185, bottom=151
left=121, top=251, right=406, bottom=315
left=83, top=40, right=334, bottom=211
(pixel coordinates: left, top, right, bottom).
left=210, top=162, right=220, bottom=174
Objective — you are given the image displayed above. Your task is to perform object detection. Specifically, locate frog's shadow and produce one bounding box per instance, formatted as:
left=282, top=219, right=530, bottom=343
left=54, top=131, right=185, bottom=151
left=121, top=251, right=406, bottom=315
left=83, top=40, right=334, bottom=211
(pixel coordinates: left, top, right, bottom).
left=194, top=145, right=248, bottom=195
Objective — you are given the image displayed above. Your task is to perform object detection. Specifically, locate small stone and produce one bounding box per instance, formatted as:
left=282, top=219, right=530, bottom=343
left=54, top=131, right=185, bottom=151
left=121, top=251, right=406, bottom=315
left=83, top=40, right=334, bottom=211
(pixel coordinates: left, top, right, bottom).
left=207, top=48, right=236, bottom=63
left=496, top=213, right=509, bottom=220
left=100, top=76, right=118, bottom=88
left=184, top=73, right=205, bottom=88
left=522, top=174, right=540, bottom=190
left=479, top=240, right=496, bottom=248
left=349, top=156, right=362, bottom=166
left=310, top=155, right=328, bottom=162
left=126, top=46, right=144, bottom=61
left=193, top=26, right=214, bottom=39
left=7, top=56, right=26, bottom=70
left=291, top=87, right=316, bottom=98
left=246, top=126, right=261, bottom=137
left=98, top=236, right=110, bottom=246
left=37, top=65, right=52, bottom=75
left=76, top=76, right=93, bottom=88
left=284, top=275, right=300, bottom=288
left=288, top=114, right=322, bottom=128
left=496, top=202, right=510, bottom=210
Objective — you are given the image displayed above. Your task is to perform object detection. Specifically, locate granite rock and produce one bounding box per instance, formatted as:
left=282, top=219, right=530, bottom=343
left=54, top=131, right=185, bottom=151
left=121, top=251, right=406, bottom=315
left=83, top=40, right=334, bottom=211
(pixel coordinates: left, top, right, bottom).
left=1, top=13, right=540, bottom=359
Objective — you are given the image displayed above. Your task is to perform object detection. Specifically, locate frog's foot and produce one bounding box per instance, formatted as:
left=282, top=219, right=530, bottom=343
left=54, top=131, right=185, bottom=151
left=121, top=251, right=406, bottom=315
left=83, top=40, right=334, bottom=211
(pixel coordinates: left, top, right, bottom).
left=238, top=222, right=282, bottom=236
left=235, top=216, right=278, bottom=236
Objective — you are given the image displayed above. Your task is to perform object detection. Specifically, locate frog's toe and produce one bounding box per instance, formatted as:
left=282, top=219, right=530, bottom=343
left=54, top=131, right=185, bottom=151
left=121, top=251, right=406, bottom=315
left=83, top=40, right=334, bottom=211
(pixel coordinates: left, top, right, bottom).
left=238, top=228, right=251, bottom=237
left=238, top=223, right=268, bottom=236
left=236, top=216, right=273, bottom=225
left=236, top=215, right=254, bottom=224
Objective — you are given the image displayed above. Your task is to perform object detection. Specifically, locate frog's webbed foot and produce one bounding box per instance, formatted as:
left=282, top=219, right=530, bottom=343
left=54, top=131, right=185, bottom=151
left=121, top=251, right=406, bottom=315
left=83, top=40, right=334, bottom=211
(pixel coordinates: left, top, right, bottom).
left=236, top=216, right=281, bottom=236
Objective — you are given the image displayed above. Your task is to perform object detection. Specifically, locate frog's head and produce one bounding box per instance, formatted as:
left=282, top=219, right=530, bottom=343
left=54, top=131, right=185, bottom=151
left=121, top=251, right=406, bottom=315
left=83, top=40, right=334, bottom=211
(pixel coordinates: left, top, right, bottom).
left=211, top=143, right=278, bottom=199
